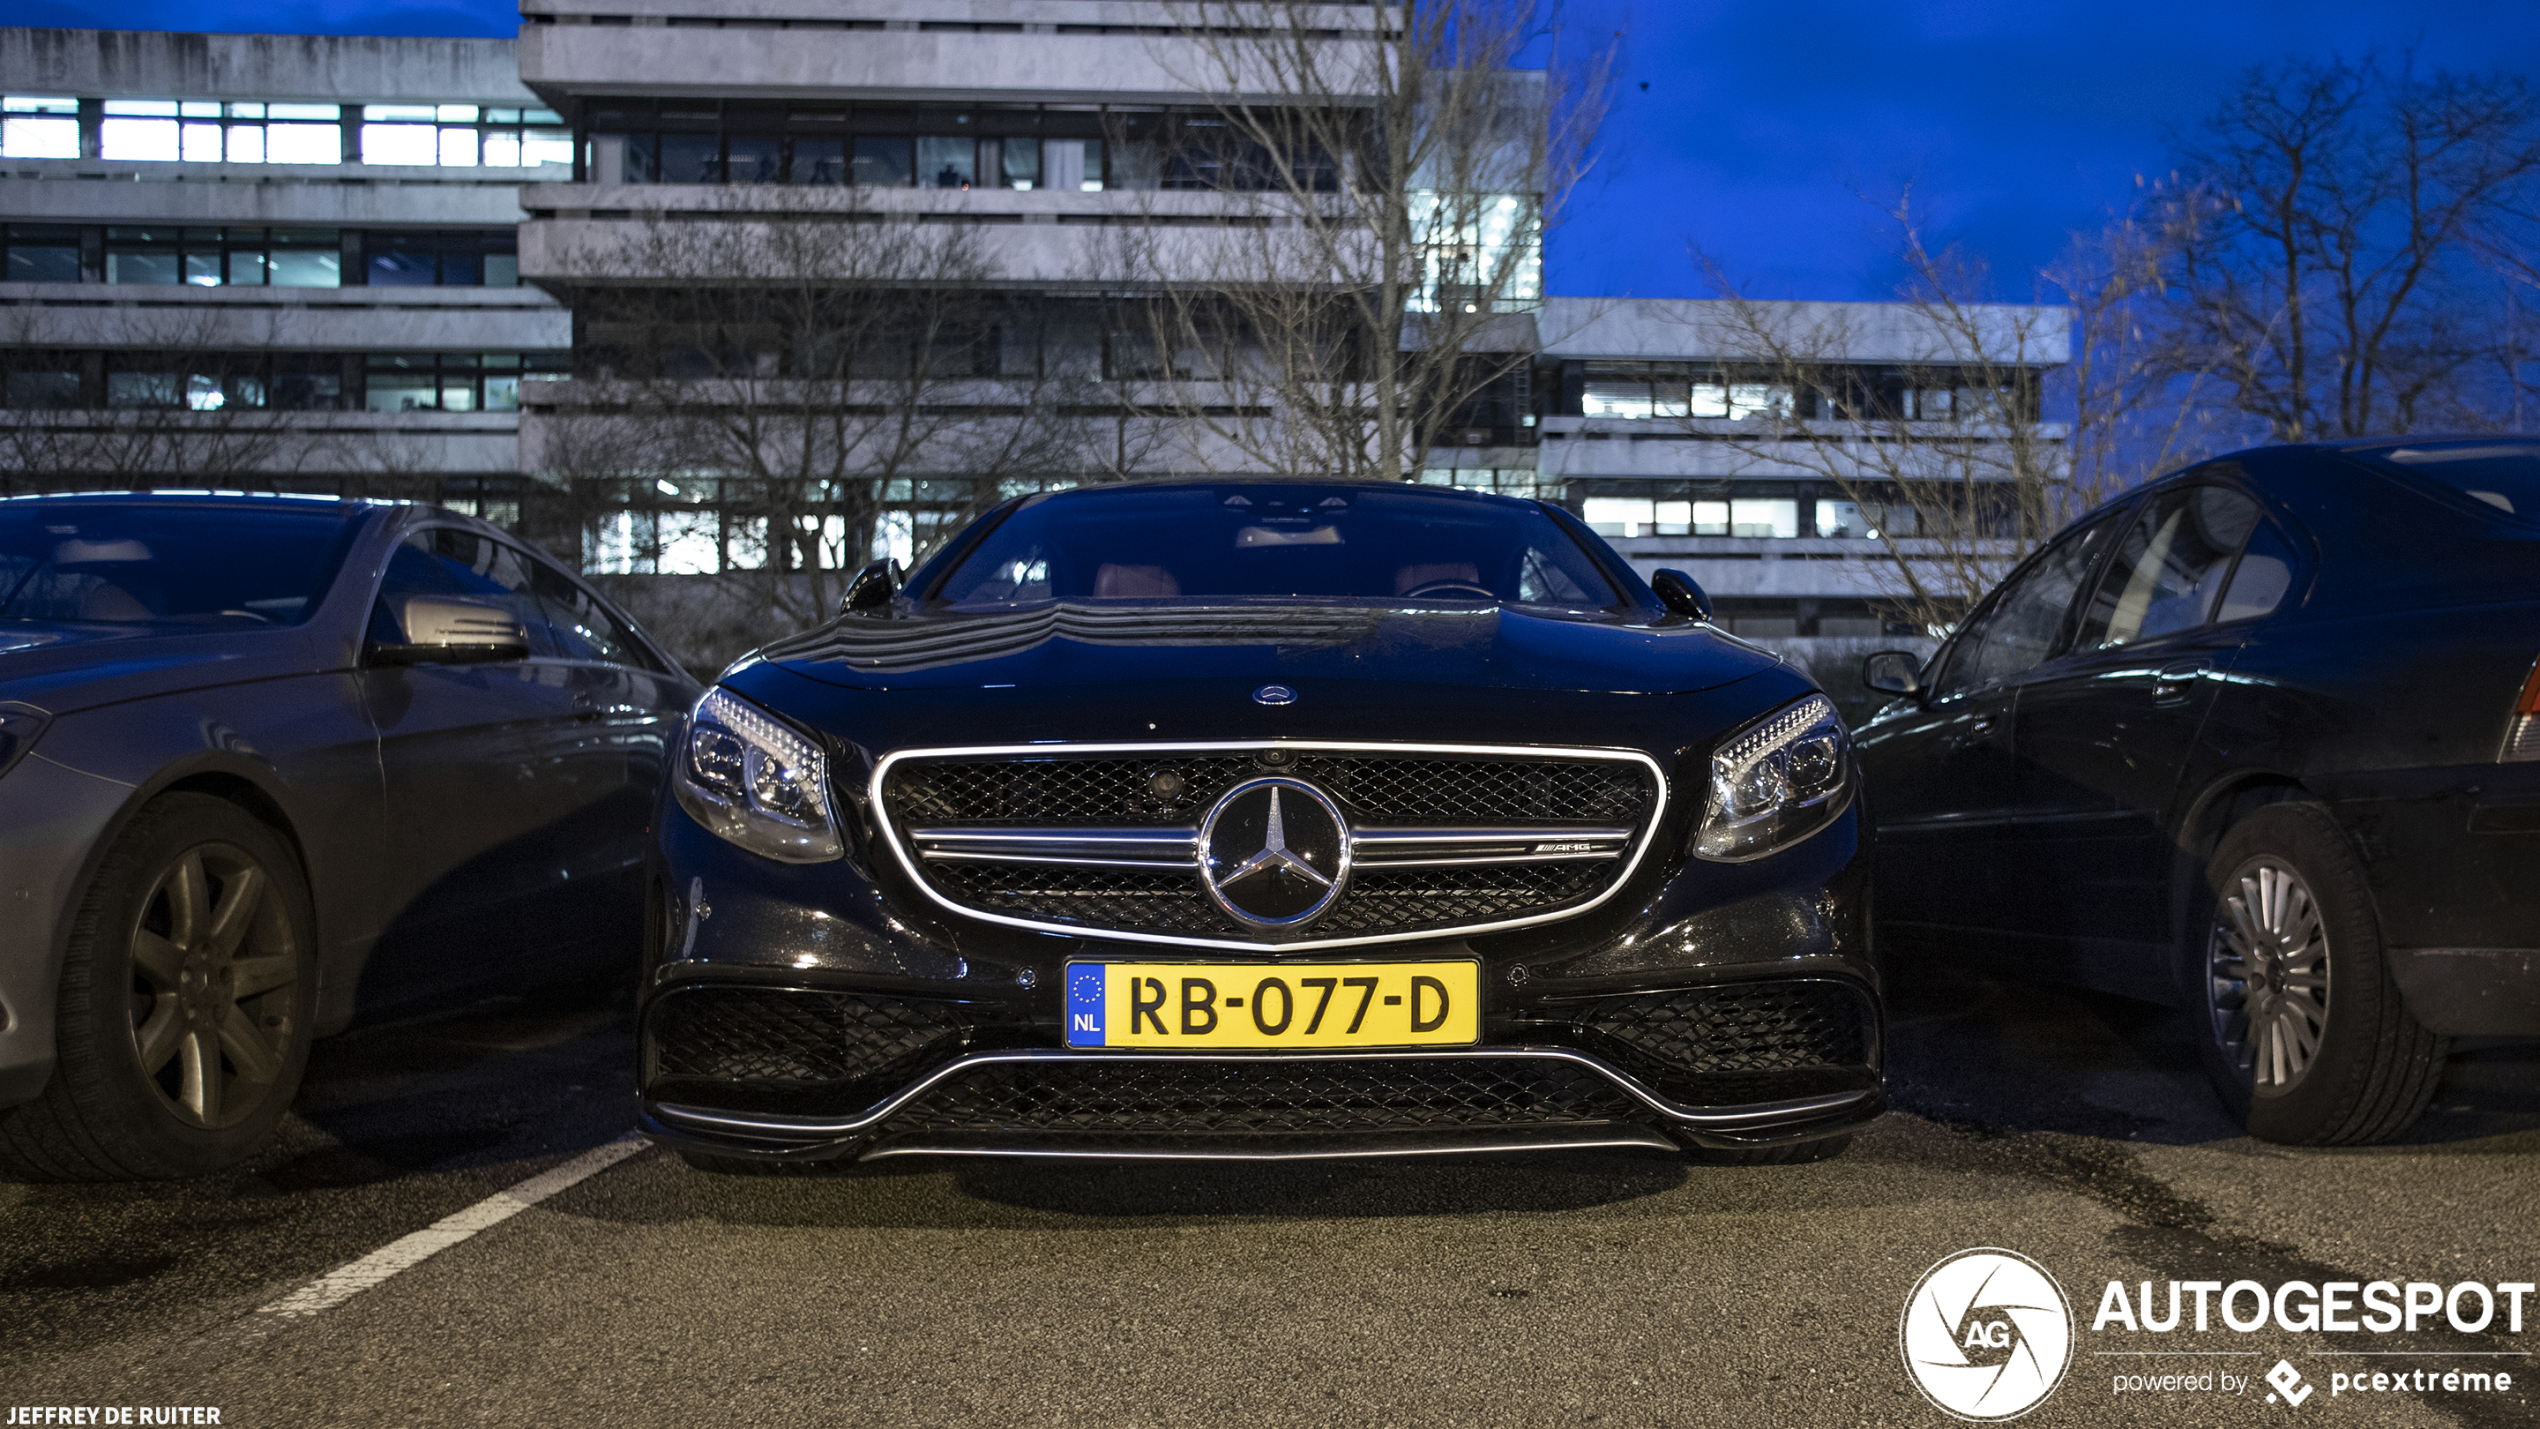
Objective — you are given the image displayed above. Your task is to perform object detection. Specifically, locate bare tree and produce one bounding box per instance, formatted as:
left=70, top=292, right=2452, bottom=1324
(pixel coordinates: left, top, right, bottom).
left=0, top=306, right=319, bottom=488
left=2143, top=54, right=2540, bottom=440
left=1097, top=0, right=1612, bottom=479
left=528, top=187, right=1114, bottom=662
left=1687, top=196, right=2226, bottom=635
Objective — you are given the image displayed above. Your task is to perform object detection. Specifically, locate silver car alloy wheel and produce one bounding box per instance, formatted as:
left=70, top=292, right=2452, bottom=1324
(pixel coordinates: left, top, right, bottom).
left=124, top=841, right=303, bottom=1129
left=2207, top=856, right=2332, bottom=1094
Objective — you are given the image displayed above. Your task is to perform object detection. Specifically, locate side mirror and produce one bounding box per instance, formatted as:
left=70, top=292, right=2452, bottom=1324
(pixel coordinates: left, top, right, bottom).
left=1860, top=650, right=1924, bottom=697
left=1650, top=568, right=1712, bottom=622
left=840, top=559, right=903, bottom=616
left=369, top=597, right=531, bottom=666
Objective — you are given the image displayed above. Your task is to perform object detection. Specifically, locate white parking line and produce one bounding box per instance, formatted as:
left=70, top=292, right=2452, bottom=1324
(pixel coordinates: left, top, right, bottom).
left=254, top=1135, right=646, bottom=1321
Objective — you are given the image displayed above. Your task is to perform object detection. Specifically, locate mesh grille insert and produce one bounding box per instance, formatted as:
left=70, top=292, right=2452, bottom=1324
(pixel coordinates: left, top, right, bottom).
left=1562, top=982, right=1872, bottom=1080
left=884, top=746, right=1660, bottom=941
left=646, top=987, right=966, bottom=1115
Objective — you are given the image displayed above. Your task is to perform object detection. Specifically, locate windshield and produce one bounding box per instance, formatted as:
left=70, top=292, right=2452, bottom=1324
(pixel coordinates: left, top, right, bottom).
left=2356, top=440, right=2540, bottom=519
left=0, top=502, right=365, bottom=626
left=930, top=485, right=1622, bottom=610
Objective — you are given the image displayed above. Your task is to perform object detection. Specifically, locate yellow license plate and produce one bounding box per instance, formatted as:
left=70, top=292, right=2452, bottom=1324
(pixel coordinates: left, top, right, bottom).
left=1063, top=961, right=1479, bottom=1049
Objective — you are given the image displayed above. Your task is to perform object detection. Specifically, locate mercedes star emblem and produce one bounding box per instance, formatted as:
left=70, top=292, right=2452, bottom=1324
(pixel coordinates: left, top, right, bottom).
left=1198, top=777, right=1351, bottom=928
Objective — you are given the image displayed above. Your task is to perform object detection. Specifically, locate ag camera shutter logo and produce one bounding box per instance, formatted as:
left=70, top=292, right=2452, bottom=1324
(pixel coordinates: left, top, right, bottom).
left=1901, top=1248, right=2075, bottom=1420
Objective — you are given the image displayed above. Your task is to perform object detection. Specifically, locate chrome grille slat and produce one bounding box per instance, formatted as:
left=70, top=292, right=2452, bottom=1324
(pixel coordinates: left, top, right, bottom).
left=874, top=741, right=1667, bottom=950
left=905, top=823, right=1635, bottom=871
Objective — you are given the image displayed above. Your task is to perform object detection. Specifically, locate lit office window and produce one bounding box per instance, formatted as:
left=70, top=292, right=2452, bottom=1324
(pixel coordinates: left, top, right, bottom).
left=1582, top=378, right=1655, bottom=420
left=265, top=104, right=344, bottom=163
left=1816, top=500, right=1920, bottom=538
left=100, top=100, right=180, bottom=161
left=224, top=103, right=265, bottom=161
left=364, top=352, right=563, bottom=411
left=1582, top=497, right=1739, bottom=538
left=361, top=107, right=438, bottom=165
left=1, top=96, right=79, bottom=158
left=1730, top=498, right=1798, bottom=538
left=588, top=509, right=724, bottom=575
left=179, top=101, right=223, bottom=161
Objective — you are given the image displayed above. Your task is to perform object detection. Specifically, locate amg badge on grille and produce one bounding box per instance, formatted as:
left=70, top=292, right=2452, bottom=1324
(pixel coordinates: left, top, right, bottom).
left=1198, top=778, right=1351, bottom=927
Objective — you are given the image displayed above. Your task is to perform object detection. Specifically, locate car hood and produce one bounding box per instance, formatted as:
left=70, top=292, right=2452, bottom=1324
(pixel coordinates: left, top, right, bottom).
left=759, top=602, right=1782, bottom=696
left=728, top=603, right=1811, bottom=761
left=0, top=621, right=329, bottom=714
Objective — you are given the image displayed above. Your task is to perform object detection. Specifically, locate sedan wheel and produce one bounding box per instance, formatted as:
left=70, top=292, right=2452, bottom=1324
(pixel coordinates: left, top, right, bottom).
left=0, top=794, right=317, bottom=1181
left=126, top=842, right=303, bottom=1130
left=2206, top=857, right=2331, bottom=1095
left=2194, top=801, right=2443, bottom=1145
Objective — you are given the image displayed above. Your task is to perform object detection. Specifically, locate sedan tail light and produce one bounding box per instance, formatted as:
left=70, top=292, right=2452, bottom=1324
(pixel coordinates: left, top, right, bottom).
left=2506, top=662, right=2540, bottom=761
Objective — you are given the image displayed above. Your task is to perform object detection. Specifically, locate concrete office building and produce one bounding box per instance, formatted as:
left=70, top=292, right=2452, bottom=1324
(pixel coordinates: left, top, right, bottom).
left=1529, top=297, right=2068, bottom=642
left=0, top=27, right=572, bottom=521
left=2, top=14, right=2068, bottom=652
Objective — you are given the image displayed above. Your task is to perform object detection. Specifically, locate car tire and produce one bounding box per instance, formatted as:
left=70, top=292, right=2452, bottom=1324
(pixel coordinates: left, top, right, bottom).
left=1687, top=1134, right=1853, bottom=1166
left=2195, top=801, right=2445, bottom=1145
left=0, top=794, right=318, bottom=1181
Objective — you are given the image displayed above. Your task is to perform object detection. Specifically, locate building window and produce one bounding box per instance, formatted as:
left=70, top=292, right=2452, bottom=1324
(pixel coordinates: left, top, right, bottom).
left=364, top=353, right=563, bottom=411
left=1583, top=497, right=1731, bottom=537
left=1581, top=496, right=1795, bottom=538
left=3, top=224, right=81, bottom=282
left=95, top=100, right=346, bottom=164
left=849, top=137, right=910, bottom=187
left=265, top=105, right=347, bottom=163
left=1416, top=469, right=1565, bottom=501
left=364, top=229, right=520, bottom=287
left=595, top=103, right=1103, bottom=188
left=1728, top=498, right=1799, bottom=537
left=917, top=135, right=975, bottom=188
left=1690, top=381, right=1792, bottom=421
left=355, top=104, right=565, bottom=168
left=1, top=363, right=83, bottom=408
left=1814, top=500, right=1919, bottom=538
left=438, top=475, right=526, bottom=528
left=1582, top=366, right=1660, bottom=420
left=103, top=228, right=342, bottom=287
left=1, top=96, right=79, bottom=158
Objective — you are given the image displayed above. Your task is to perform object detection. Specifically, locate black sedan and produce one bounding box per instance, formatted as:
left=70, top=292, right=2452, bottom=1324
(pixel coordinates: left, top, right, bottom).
left=0, top=493, right=692, bottom=1180
left=1857, top=437, right=2540, bottom=1144
left=641, top=480, right=1883, bottom=1169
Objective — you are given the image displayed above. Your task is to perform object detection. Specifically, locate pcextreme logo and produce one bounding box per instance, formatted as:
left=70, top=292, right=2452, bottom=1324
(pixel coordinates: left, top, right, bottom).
left=1900, top=1248, right=2077, bottom=1421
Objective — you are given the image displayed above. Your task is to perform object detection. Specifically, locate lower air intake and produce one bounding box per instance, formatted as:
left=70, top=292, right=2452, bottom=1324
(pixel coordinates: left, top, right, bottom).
left=884, top=1057, right=1658, bottom=1139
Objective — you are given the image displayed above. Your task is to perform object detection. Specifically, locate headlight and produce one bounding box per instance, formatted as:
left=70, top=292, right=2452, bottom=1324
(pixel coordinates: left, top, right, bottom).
left=673, top=688, right=844, bottom=863
left=1694, top=693, right=1854, bottom=862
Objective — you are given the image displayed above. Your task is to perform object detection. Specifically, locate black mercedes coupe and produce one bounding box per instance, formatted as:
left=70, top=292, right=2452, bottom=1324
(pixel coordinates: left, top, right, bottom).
left=638, top=480, right=1882, bottom=1168
left=1856, top=437, right=2540, bottom=1146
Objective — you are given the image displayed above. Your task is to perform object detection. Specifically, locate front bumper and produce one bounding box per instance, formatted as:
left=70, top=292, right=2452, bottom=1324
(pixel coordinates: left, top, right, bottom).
left=643, top=737, right=1882, bottom=1163
left=644, top=1044, right=1881, bottom=1164
left=0, top=748, right=136, bottom=1108
left=637, top=969, right=1884, bottom=1163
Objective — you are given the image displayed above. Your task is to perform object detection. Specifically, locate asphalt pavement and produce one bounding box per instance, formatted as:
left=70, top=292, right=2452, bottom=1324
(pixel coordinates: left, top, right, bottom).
left=4, top=961, right=2536, bottom=1429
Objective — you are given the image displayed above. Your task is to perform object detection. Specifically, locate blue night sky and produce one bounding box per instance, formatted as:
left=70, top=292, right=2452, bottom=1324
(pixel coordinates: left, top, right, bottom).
left=19, top=0, right=2540, bottom=302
